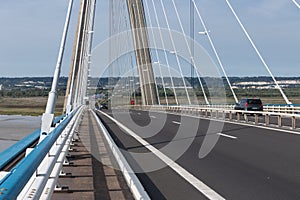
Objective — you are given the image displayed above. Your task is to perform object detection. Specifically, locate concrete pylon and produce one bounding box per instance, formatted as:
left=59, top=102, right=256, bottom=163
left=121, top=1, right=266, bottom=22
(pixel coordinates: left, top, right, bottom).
left=63, top=0, right=87, bottom=113
left=126, top=0, right=158, bottom=105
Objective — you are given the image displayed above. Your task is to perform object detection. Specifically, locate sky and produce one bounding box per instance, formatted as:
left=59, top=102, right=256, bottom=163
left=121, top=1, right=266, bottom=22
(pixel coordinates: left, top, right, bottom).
left=0, top=0, right=299, bottom=77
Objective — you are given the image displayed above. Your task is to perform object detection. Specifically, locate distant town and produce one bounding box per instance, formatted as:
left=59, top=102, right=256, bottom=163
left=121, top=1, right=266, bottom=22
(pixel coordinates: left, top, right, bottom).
left=0, top=77, right=68, bottom=97
left=0, top=76, right=300, bottom=98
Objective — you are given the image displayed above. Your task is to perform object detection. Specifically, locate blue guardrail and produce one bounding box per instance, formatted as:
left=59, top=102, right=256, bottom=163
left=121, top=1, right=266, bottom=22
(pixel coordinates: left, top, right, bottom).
left=0, top=112, right=74, bottom=200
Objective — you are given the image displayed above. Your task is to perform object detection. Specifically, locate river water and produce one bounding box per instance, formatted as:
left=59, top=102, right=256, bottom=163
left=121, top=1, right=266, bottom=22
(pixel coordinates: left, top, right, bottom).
left=0, top=115, right=41, bottom=152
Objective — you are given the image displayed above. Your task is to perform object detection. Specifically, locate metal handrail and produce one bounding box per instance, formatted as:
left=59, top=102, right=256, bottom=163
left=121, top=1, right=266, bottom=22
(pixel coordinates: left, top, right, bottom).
left=156, top=104, right=300, bottom=114
left=148, top=105, right=300, bottom=117
left=0, top=110, right=77, bottom=200
left=0, top=115, right=65, bottom=170
left=130, top=105, right=300, bottom=130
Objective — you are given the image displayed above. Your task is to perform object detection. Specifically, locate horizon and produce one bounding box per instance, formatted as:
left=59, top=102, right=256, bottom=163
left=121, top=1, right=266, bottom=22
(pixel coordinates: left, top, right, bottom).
left=1, top=76, right=300, bottom=79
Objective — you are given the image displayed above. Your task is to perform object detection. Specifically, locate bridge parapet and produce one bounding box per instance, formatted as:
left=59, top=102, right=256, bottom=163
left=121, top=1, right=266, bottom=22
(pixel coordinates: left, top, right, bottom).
left=0, top=115, right=65, bottom=172
left=0, top=107, right=83, bottom=200
left=124, top=105, right=300, bottom=130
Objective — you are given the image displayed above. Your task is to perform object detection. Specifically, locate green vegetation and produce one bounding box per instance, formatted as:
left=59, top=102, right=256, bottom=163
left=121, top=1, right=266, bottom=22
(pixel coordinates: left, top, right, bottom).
left=0, top=77, right=67, bottom=116
left=0, top=96, right=64, bottom=116
left=227, top=88, right=300, bottom=104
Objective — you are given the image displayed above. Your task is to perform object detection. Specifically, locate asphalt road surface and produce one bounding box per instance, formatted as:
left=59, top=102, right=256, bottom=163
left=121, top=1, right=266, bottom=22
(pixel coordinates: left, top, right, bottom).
left=96, top=109, right=300, bottom=200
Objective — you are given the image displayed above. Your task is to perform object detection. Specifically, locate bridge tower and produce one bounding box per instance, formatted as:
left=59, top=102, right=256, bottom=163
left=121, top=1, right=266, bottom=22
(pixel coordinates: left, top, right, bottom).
left=126, top=0, right=158, bottom=105
left=64, top=0, right=94, bottom=113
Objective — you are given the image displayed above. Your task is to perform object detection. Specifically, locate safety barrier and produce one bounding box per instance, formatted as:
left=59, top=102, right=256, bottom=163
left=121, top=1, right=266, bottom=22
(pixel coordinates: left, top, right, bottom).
left=0, top=107, right=82, bottom=200
left=171, top=104, right=300, bottom=114
left=131, top=105, right=300, bottom=131
left=93, top=110, right=150, bottom=200
left=0, top=115, right=65, bottom=170
left=264, top=104, right=300, bottom=114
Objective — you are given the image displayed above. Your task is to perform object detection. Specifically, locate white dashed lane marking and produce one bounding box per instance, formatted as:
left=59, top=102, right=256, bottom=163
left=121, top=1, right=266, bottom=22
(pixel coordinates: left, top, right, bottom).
left=217, top=133, right=237, bottom=139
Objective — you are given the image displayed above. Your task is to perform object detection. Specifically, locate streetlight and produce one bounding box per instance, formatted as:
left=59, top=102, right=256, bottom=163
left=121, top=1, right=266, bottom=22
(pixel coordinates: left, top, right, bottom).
left=198, top=30, right=210, bottom=35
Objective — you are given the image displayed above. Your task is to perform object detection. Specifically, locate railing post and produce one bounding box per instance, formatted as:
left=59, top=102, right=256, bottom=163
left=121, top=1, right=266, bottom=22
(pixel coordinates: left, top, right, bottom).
left=244, top=113, right=248, bottom=122
left=255, top=114, right=259, bottom=125
left=278, top=116, right=282, bottom=127
left=265, top=114, right=270, bottom=126
left=292, top=116, right=296, bottom=129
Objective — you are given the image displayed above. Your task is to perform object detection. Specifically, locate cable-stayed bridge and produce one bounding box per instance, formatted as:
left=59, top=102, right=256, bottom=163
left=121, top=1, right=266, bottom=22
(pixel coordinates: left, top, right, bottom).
left=0, top=0, right=300, bottom=199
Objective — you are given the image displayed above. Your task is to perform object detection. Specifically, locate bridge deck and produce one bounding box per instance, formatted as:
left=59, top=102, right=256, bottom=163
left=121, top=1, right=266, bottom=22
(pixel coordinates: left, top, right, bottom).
left=52, top=109, right=133, bottom=200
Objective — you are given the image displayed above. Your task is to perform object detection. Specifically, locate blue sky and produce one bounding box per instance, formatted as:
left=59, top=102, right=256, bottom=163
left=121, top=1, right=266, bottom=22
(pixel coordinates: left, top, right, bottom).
left=0, top=0, right=299, bottom=77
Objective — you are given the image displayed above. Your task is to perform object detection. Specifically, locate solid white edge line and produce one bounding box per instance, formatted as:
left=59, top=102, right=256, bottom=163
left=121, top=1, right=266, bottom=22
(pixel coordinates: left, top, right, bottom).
left=172, top=121, right=181, bottom=125
left=91, top=110, right=150, bottom=200
left=218, top=133, right=237, bottom=139
left=98, top=110, right=225, bottom=200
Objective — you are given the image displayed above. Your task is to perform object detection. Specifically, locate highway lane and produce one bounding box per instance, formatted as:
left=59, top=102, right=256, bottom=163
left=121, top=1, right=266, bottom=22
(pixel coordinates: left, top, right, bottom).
left=96, top=109, right=300, bottom=200
left=96, top=110, right=209, bottom=200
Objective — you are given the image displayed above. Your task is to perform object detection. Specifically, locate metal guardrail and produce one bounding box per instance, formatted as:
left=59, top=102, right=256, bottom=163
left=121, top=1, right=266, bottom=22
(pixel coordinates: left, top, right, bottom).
left=0, top=115, right=65, bottom=170
left=176, top=104, right=300, bottom=115
left=131, top=105, right=300, bottom=130
left=0, top=107, right=82, bottom=200
left=93, top=110, right=150, bottom=200
left=264, top=105, right=300, bottom=114
left=0, top=129, right=40, bottom=171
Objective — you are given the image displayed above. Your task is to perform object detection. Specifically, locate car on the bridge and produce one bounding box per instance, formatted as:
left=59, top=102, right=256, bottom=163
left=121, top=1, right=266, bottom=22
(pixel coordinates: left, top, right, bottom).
left=100, top=103, right=108, bottom=109
left=234, top=98, right=263, bottom=111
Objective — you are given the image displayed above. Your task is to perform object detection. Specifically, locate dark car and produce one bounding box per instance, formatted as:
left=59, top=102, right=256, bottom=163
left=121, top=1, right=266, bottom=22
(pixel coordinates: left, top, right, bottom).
left=234, top=98, right=263, bottom=111
left=100, top=103, right=108, bottom=109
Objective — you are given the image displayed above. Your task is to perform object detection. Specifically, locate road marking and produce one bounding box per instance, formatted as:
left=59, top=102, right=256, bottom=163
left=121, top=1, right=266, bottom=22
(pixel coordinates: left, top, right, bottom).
left=218, top=133, right=237, bottom=139
left=98, top=110, right=225, bottom=200
left=159, top=110, right=300, bottom=136
left=172, top=121, right=181, bottom=125
left=92, top=110, right=150, bottom=200
left=137, top=113, right=141, bottom=115
left=150, top=116, right=156, bottom=119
